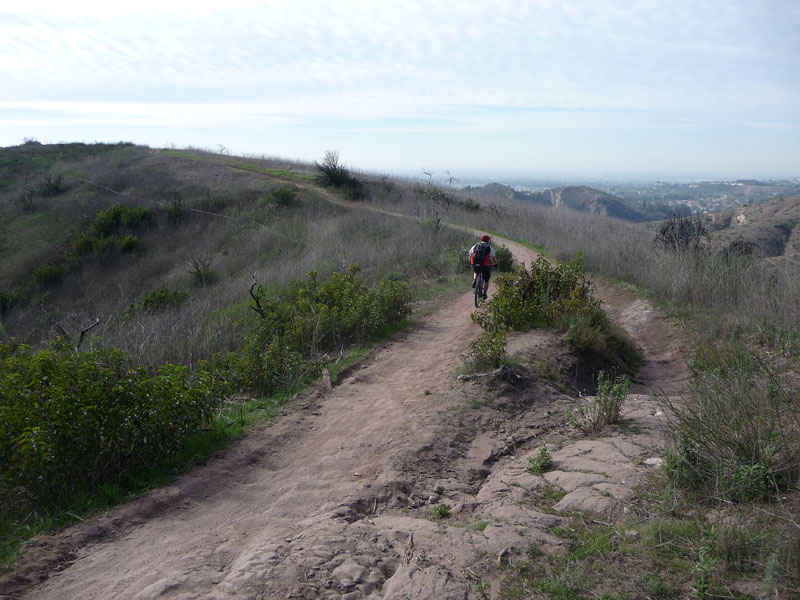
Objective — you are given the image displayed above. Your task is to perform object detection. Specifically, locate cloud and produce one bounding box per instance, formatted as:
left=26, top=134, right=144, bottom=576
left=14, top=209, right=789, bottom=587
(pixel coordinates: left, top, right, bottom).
left=1, top=0, right=798, bottom=176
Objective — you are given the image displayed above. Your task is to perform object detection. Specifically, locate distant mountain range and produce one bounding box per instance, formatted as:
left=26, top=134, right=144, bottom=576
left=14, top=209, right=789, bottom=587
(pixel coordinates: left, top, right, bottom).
left=463, top=183, right=660, bottom=222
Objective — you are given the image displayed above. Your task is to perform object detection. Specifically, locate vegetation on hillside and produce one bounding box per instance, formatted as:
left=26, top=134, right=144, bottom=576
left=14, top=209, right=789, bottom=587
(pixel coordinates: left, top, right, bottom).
left=467, top=255, right=639, bottom=377
left=1, top=142, right=798, bottom=595
left=0, top=142, right=470, bottom=560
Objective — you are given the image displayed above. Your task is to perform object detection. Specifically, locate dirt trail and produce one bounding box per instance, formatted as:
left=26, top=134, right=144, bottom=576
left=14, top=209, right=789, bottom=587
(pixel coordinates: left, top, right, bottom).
left=2, top=212, right=689, bottom=599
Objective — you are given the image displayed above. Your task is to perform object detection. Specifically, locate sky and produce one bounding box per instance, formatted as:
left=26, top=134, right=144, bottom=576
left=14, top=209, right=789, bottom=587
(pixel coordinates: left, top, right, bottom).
left=2, top=0, right=799, bottom=180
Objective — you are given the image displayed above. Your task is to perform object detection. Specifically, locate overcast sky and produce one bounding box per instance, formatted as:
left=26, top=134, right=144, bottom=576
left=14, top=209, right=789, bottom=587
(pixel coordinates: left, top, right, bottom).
left=2, top=0, right=799, bottom=179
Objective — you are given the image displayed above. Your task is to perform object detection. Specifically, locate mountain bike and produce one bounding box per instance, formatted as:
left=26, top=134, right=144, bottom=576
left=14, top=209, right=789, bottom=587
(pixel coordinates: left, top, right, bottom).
left=474, top=271, right=486, bottom=307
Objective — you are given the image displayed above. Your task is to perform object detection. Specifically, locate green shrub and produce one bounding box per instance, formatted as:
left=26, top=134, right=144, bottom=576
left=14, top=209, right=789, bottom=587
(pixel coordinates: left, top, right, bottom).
left=314, top=150, right=365, bottom=200
left=120, top=205, right=152, bottom=230
left=90, top=203, right=126, bottom=237
left=378, top=276, right=415, bottom=323
left=463, top=329, right=507, bottom=372
left=462, top=198, right=481, bottom=212
left=92, top=235, right=114, bottom=258
left=495, top=244, right=515, bottom=272
left=571, top=370, right=630, bottom=434
left=0, top=339, right=217, bottom=510
left=472, top=255, right=639, bottom=376
left=315, top=150, right=351, bottom=187
left=267, top=184, right=299, bottom=207
left=119, top=234, right=141, bottom=254
left=235, top=266, right=414, bottom=395
left=661, top=342, right=800, bottom=502
left=527, top=446, right=554, bottom=474
left=73, top=232, right=95, bottom=255
left=122, top=289, right=188, bottom=320
left=32, top=264, right=66, bottom=287
left=474, top=255, right=600, bottom=332
left=88, top=204, right=152, bottom=240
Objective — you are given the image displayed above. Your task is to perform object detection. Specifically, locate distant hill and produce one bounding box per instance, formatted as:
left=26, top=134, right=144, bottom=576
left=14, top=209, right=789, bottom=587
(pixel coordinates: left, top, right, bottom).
left=466, top=182, right=528, bottom=202
left=705, top=194, right=800, bottom=261
left=465, top=183, right=657, bottom=222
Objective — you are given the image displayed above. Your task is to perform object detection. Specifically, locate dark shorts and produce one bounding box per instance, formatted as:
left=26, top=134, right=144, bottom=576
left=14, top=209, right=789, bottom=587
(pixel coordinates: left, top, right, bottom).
left=472, top=265, right=491, bottom=281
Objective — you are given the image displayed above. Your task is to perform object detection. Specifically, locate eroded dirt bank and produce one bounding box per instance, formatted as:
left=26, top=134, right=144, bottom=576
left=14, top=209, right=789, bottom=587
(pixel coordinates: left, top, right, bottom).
left=1, top=239, right=688, bottom=600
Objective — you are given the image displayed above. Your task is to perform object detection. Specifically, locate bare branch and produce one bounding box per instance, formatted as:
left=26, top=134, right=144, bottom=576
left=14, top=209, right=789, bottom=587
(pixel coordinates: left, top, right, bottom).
left=77, top=318, right=100, bottom=349
left=249, top=273, right=266, bottom=317
left=457, top=365, right=521, bottom=382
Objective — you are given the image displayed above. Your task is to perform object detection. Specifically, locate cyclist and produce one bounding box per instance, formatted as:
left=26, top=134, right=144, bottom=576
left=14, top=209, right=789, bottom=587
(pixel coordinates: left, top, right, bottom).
left=469, top=234, right=498, bottom=300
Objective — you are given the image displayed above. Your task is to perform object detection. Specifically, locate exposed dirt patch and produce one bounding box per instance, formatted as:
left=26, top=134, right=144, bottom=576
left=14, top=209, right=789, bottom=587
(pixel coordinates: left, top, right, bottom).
left=1, top=233, right=689, bottom=599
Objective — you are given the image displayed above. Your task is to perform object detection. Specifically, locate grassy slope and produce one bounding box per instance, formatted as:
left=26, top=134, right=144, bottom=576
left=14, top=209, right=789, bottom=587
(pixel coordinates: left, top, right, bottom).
left=0, top=143, right=477, bottom=562
left=0, top=145, right=472, bottom=359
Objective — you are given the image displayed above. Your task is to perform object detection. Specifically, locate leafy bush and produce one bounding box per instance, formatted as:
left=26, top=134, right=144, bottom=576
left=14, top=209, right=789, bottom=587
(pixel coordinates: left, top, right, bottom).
left=267, top=184, right=299, bottom=207
left=429, top=503, right=451, bottom=519
left=32, top=264, right=66, bottom=287
left=119, top=234, right=141, bottom=254
left=315, top=150, right=351, bottom=187
left=472, top=254, right=639, bottom=375
left=660, top=343, right=800, bottom=502
left=527, top=446, right=554, bottom=474
left=73, top=232, right=95, bottom=255
left=463, top=329, right=507, bottom=371
left=0, top=339, right=217, bottom=510
left=461, top=198, right=481, bottom=212
left=90, top=203, right=127, bottom=237
left=122, top=288, right=188, bottom=320
left=75, top=204, right=152, bottom=258
left=570, top=370, right=630, bottom=434
left=235, top=266, right=414, bottom=395
left=120, top=205, right=152, bottom=230
left=314, top=150, right=365, bottom=200
left=495, top=244, right=514, bottom=272
left=91, top=235, right=114, bottom=259
left=474, top=255, right=600, bottom=332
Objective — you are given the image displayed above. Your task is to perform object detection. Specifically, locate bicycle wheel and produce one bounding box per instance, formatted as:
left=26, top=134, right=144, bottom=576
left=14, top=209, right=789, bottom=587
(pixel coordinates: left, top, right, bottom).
left=474, top=273, right=483, bottom=307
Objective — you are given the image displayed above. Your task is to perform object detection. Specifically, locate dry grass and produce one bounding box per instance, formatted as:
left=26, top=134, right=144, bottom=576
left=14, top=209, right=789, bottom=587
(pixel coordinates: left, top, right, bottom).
left=0, top=146, right=472, bottom=368
left=357, top=174, right=800, bottom=344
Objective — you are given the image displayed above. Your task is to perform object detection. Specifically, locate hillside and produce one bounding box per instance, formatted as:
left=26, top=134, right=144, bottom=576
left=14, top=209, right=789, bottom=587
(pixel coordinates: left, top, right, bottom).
left=2, top=143, right=799, bottom=599
left=541, top=185, right=655, bottom=222
left=0, top=144, right=472, bottom=360
left=705, top=194, right=800, bottom=261
left=465, top=183, right=657, bottom=222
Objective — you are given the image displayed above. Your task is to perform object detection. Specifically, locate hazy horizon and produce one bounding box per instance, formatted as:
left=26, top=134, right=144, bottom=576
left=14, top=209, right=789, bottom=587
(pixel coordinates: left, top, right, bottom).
left=3, top=1, right=798, bottom=180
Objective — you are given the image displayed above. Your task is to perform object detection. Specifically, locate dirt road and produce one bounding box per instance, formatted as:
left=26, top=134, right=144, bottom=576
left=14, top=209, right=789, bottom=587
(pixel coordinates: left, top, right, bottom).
left=2, top=233, right=688, bottom=600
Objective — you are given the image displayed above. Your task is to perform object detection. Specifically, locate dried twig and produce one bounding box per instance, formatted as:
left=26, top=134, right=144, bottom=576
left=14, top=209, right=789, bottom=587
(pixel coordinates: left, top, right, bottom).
left=457, top=364, right=521, bottom=382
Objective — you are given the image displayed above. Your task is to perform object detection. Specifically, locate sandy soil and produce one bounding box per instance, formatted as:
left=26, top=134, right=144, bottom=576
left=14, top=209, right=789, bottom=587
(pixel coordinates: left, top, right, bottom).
left=0, top=235, right=689, bottom=600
